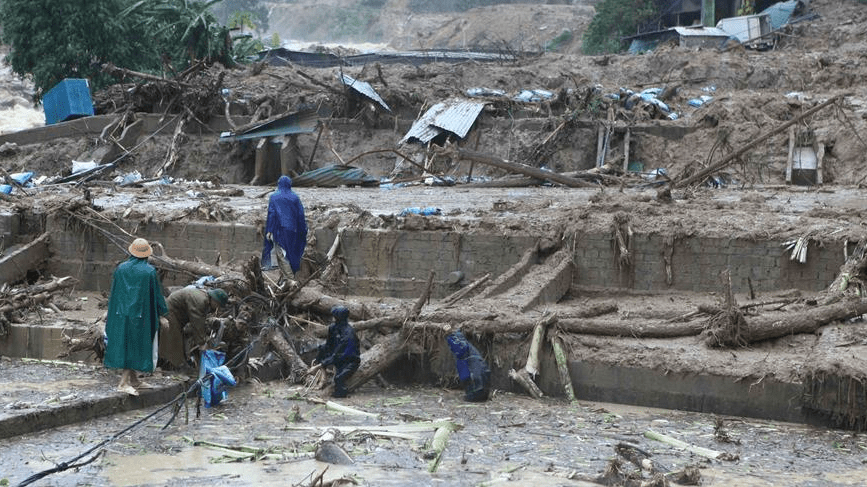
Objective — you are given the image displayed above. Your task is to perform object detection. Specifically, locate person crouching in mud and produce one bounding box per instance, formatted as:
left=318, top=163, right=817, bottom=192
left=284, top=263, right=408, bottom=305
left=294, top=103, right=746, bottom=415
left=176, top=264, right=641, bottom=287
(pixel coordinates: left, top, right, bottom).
left=446, top=330, right=491, bottom=402
left=314, top=306, right=360, bottom=398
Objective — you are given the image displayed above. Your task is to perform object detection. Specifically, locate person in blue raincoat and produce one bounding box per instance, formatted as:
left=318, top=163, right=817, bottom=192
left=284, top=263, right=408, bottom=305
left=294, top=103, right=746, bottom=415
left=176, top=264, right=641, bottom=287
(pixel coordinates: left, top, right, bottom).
left=262, top=175, right=308, bottom=275
left=446, top=330, right=491, bottom=402
left=315, top=306, right=360, bottom=398
left=104, top=238, right=169, bottom=395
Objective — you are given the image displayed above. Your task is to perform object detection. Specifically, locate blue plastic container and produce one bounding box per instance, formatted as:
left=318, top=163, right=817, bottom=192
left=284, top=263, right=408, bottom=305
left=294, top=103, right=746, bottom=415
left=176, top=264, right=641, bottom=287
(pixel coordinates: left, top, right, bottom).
left=43, top=79, right=94, bottom=125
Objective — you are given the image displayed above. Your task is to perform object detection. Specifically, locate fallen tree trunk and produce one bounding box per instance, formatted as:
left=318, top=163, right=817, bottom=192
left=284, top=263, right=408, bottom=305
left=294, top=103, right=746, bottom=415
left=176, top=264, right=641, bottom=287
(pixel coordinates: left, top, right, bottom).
left=441, top=147, right=597, bottom=188
left=441, top=273, right=490, bottom=306
left=817, top=239, right=867, bottom=306
left=556, top=317, right=706, bottom=338
left=550, top=334, right=575, bottom=401
left=2, top=275, right=77, bottom=298
left=706, top=298, right=867, bottom=347
left=509, top=368, right=543, bottom=398
left=0, top=292, right=54, bottom=314
left=266, top=327, right=310, bottom=383
left=342, top=271, right=436, bottom=393
left=344, top=332, right=406, bottom=392
left=290, top=285, right=376, bottom=321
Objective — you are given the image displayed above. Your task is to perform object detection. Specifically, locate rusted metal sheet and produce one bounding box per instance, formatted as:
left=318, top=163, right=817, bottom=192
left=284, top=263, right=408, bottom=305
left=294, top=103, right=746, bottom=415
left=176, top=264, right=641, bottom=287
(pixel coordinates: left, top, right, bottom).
left=339, top=74, right=391, bottom=112
left=400, top=99, right=486, bottom=144
left=219, top=108, right=320, bottom=142
left=291, top=164, right=379, bottom=188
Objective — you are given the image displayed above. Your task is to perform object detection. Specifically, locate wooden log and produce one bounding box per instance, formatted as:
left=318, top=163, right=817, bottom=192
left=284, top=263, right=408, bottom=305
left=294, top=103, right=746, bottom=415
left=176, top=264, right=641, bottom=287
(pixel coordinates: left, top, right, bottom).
left=289, top=285, right=374, bottom=321
left=441, top=273, right=490, bottom=306
left=266, top=327, right=310, bottom=383
left=550, top=335, right=575, bottom=401
left=525, top=313, right=557, bottom=376
left=508, top=368, right=543, bottom=398
left=102, top=63, right=192, bottom=87
left=709, top=298, right=867, bottom=346
left=556, top=317, right=706, bottom=338
left=0, top=292, right=53, bottom=314
left=441, top=147, right=597, bottom=188
left=405, top=270, right=435, bottom=323
left=156, top=114, right=187, bottom=177
left=3, top=275, right=76, bottom=298
left=345, top=332, right=406, bottom=392
left=786, top=125, right=795, bottom=184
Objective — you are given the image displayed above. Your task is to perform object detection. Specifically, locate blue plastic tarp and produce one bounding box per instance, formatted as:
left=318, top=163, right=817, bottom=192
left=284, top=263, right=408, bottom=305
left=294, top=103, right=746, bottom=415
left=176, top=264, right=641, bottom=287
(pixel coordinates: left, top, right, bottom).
left=761, top=1, right=799, bottom=30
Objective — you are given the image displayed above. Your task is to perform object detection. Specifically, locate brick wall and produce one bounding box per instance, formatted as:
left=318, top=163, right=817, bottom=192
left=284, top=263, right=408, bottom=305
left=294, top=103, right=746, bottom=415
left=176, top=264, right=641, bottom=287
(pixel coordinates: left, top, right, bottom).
left=43, top=215, right=845, bottom=296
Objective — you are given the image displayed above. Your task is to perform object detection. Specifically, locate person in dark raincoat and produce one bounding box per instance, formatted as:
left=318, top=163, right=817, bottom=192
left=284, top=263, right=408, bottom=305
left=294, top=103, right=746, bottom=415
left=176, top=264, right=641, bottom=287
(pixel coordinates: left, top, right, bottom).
left=104, top=238, right=168, bottom=395
left=315, top=306, right=360, bottom=398
left=262, top=175, right=308, bottom=275
left=159, top=287, right=229, bottom=370
left=446, top=330, right=491, bottom=402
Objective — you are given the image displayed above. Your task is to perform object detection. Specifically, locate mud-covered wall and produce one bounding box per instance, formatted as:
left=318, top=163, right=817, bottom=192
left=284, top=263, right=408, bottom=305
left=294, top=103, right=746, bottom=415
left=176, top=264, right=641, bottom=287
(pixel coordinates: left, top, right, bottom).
left=42, top=216, right=843, bottom=295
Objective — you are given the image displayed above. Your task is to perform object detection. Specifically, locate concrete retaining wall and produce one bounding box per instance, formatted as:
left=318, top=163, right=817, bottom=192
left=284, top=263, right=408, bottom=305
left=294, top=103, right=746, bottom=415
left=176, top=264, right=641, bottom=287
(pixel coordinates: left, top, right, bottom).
left=41, top=217, right=844, bottom=295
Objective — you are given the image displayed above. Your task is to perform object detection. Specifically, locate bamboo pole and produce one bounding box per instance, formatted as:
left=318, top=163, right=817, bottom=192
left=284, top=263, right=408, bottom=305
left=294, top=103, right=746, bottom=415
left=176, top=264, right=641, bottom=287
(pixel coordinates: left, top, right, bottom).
left=644, top=429, right=723, bottom=459
left=550, top=335, right=575, bottom=401
left=524, top=318, right=547, bottom=377
left=428, top=423, right=457, bottom=472
left=509, top=368, right=543, bottom=398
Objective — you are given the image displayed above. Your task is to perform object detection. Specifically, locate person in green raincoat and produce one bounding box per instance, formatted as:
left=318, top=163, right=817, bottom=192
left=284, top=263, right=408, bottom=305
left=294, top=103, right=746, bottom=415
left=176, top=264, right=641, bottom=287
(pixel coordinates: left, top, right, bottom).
left=104, top=238, right=168, bottom=395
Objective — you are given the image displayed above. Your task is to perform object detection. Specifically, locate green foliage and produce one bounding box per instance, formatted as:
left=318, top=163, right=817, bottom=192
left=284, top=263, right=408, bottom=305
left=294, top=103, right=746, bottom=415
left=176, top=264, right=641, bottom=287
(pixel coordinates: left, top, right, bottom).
left=232, top=34, right=264, bottom=62
left=121, top=0, right=234, bottom=71
left=581, top=0, right=658, bottom=55
left=210, top=0, right=269, bottom=33
left=0, top=0, right=242, bottom=101
left=228, top=11, right=258, bottom=31
left=544, top=29, right=573, bottom=52
left=268, top=33, right=281, bottom=49
left=0, top=0, right=148, bottom=100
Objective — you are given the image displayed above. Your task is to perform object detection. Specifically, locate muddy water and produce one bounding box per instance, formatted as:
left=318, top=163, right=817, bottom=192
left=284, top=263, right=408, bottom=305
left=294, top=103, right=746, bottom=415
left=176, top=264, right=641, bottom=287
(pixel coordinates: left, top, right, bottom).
left=3, top=382, right=867, bottom=486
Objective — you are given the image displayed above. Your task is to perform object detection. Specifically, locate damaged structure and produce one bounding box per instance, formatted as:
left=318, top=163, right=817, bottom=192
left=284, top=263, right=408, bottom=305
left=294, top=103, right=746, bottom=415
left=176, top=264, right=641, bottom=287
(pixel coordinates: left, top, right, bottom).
left=3, top=0, right=867, bottom=485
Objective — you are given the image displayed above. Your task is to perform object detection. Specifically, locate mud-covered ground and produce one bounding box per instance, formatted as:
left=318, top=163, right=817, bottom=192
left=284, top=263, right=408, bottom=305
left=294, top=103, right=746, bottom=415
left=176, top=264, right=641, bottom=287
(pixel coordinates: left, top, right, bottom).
left=2, top=371, right=867, bottom=487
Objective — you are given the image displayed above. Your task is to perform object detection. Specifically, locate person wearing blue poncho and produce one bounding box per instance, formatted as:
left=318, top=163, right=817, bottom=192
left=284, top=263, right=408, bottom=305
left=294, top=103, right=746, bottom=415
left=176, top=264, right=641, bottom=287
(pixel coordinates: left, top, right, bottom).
left=315, top=306, right=360, bottom=398
left=446, top=330, right=491, bottom=402
left=262, top=175, right=308, bottom=274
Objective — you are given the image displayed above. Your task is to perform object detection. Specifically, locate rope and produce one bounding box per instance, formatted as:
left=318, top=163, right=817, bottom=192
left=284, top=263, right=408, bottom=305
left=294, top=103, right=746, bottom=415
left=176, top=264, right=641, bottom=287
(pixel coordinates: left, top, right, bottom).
left=15, top=324, right=273, bottom=487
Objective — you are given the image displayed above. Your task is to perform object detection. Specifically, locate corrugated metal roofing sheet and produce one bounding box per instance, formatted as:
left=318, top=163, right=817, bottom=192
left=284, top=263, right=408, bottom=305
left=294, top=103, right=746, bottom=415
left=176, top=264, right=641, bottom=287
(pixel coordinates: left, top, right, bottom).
left=291, top=164, right=379, bottom=188
left=400, top=99, right=485, bottom=144
left=219, top=108, right=320, bottom=142
left=672, top=26, right=729, bottom=37
left=339, top=73, right=391, bottom=112
left=761, top=0, right=799, bottom=30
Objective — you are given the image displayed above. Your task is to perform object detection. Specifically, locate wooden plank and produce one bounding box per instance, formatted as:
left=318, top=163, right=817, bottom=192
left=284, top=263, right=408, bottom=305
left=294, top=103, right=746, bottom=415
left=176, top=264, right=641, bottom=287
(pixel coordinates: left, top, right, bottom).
left=816, top=142, right=825, bottom=185
left=786, top=125, right=795, bottom=184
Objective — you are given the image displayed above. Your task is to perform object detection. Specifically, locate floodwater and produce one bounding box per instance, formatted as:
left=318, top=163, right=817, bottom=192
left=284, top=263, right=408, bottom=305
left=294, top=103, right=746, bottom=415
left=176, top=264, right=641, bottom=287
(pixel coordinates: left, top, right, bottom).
left=3, top=381, right=867, bottom=487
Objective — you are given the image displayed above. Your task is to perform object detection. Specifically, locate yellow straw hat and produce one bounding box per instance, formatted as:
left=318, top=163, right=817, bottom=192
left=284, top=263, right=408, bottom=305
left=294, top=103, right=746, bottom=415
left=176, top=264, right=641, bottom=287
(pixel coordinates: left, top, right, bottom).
left=128, top=238, right=153, bottom=258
